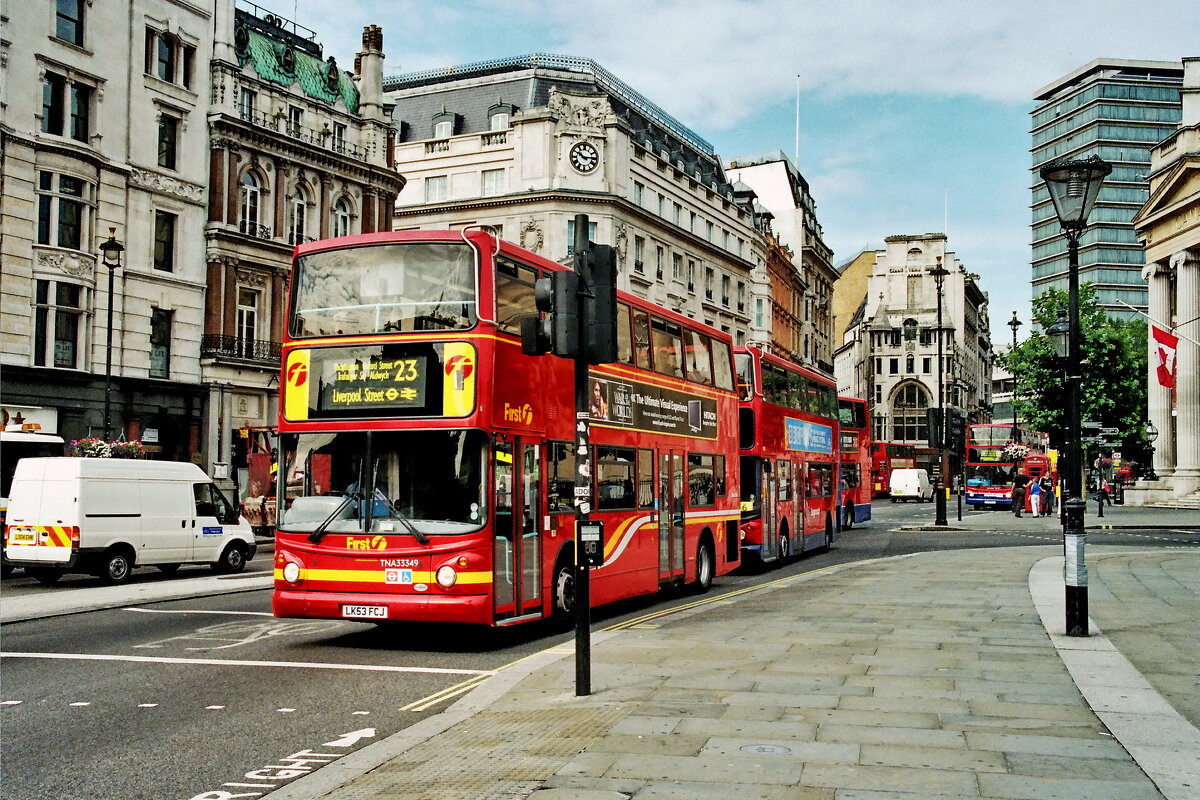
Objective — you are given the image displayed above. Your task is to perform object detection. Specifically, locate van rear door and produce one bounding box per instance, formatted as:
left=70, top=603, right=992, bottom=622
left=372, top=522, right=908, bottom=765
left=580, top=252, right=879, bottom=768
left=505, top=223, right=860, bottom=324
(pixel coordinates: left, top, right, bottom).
left=135, top=480, right=193, bottom=563
left=4, top=470, right=76, bottom=565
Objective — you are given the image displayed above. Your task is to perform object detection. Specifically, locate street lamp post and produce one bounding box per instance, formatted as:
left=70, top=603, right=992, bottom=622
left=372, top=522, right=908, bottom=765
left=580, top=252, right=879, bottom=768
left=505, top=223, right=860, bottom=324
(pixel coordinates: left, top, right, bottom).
left=1040, top=155, right=1111, bottom=638
left=1007, top=311, right=1022, bottom=443
left=1143, top=421, right=1159, bottom=481
left=929, top=256, right=950, bottom=527
left=99, top=230, right=124, bottom=442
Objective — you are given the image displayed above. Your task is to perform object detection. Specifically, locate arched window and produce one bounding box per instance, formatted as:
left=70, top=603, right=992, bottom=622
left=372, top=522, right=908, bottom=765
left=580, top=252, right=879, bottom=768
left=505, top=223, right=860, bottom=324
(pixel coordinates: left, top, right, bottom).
left=289, top=186, right=308, bottom=245
left=238, top=172, right=260, bottom=235
left=906, top=354, right=915, bottom=373
left=332, top=198, right=351, bottom=238
left=891, top=382, right=930, bottom=442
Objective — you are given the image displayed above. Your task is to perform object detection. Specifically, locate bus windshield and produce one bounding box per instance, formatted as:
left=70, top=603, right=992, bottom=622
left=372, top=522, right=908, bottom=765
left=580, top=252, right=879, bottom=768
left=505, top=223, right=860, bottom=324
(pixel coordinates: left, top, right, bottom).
left=279, top=430, right=486, bottom=534
left=964, top=464, right=1017, bottom=487
left=291, top=243, right=477, bottom=337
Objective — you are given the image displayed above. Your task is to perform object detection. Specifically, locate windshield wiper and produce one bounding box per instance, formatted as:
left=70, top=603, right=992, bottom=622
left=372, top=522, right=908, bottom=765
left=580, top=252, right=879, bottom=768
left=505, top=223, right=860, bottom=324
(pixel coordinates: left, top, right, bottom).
left=380, top=495, right=429, bottom=545
left=307, top=490, right=358, bottom=544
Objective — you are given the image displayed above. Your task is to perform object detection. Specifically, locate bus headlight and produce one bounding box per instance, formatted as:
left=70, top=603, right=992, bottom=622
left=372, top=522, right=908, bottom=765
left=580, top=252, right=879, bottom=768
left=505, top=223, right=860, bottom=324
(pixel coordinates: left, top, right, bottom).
left=436, top=565, right=457, bottom=588
left=282, top=561, right=301, bottom=584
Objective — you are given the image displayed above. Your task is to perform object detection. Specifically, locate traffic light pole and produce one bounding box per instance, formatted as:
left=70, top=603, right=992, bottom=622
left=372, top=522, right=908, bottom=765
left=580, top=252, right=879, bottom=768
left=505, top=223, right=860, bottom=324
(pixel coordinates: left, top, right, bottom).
left=572, top=216, right=594, bottom=697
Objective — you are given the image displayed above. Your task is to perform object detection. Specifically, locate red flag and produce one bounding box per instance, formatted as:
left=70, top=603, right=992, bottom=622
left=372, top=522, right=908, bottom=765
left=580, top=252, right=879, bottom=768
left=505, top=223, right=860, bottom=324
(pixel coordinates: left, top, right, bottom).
left=1152, top=325, right=1179, bottom=388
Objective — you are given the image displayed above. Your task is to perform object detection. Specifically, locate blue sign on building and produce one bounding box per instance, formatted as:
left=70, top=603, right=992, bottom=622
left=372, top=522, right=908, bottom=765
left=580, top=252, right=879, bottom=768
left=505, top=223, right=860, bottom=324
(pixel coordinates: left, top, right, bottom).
left=784, top=418, right=834, bottom=454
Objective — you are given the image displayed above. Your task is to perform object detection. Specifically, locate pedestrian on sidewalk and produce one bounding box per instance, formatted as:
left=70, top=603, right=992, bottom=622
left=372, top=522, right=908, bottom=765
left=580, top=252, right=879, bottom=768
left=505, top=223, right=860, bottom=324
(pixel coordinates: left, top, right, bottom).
left=1029, top=476, right=1042, bottom=517
left=1039, top=475, right=1054, bottom=516
left=1012, top=472, right=1030, bottom=517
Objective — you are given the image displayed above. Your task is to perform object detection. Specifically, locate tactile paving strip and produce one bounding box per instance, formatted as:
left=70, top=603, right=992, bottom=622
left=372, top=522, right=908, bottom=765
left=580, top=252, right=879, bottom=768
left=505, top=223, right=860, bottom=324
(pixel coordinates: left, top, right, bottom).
left=324, top=705, right=630, bottom=800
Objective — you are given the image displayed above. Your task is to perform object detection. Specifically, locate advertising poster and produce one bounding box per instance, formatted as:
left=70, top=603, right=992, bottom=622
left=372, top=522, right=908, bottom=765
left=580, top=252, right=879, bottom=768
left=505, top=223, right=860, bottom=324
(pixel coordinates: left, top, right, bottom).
left=589, top=376, right=718, bottom=440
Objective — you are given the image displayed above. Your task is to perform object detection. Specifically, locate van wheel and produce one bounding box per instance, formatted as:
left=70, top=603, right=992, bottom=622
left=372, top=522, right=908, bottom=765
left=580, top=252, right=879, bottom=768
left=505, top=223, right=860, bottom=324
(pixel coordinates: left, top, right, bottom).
left=99, top=548, right=134, bottom=584
left=213, top=543, right=248, bottom=574
left=28, top=567, right=64, bottom=586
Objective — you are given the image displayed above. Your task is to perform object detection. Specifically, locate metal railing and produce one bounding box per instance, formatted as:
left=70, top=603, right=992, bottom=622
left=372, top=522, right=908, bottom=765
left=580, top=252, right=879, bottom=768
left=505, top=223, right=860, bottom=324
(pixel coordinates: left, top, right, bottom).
left=236, top=107, right=366, bottom=159
left=201, top=335, right=281, bottom=363
left=238, top=220, right=273, bottom=240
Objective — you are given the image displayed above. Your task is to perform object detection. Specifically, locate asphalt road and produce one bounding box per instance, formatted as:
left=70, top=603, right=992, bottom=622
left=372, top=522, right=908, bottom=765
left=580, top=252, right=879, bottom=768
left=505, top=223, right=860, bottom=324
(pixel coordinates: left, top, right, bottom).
left=2, top=499, right=1196, bottom=800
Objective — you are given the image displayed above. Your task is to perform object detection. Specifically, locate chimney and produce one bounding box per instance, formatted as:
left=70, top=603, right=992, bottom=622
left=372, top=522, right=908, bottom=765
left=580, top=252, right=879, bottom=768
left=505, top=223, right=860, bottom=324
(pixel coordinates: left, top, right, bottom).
left=358, top=25, right=384, bottom=123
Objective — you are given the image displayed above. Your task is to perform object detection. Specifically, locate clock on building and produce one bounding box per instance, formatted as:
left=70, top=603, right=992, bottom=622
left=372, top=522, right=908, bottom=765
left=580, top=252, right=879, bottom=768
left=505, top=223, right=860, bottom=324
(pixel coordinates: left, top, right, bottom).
left=569, top=141, right=600, bottom=173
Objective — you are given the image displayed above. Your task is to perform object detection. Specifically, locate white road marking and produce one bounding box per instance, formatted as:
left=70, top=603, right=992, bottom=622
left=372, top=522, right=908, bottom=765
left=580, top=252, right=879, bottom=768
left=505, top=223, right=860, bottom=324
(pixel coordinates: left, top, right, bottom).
left=206, top=705, right=225, bottom=710
left=352, top=710, right=370, bottom=715
left=70, top=702, right=90, bottom=707
left=1, top=700, right=22, bottom=706
left=138, top=703, right=158, bottom=708
left=125, top=607, right=276, bottom=617
left=277, top=708, right=296, bottom=713
left=0, top=651, right=493, bottom=675
left=322, top=728, right=376, bottom=747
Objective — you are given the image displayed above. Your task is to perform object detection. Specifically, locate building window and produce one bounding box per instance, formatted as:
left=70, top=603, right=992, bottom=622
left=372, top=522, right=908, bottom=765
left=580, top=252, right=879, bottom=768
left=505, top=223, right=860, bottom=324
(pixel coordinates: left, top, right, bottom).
left=906, top=355, right=914, bottom=373
left=655, top=245, right=664, bottom=279
left=657, top=194, right=664, bottom=216
left=156, top=33, right=176, bottom=82
left=287, top=106, right=303, bottom=137
left=332, top=123, right=347, bottom=153
left=150, top=308, right=172, bottom=378
left=236, top=288, right=259, bottom=358
left=923, top=356, right=931, bottom=373
left=754, top=298, right=765, bottom=329
left=706, top=221, right=714, bottom=241
left=633, top=181, right=643, bottom=206
left=489, top=112, right=509, bottom=131
left=673, top=202, right=682, bottom=225
left=721, top=275, right=730, bottom=307
left=891, top=383, right=930, bottom=442
left=704, top=268, right=714, bottom=300
left=633, top=236, right=644, bottom=273
left=875, top=385, right=882, bottom=403
left=238, top=88, right=256, bottom=122
left=37, top=172, right=89, bottom=250
left=56, top=0, right=84, bottom=46
left=481, top=168, right=505, bottom=197
left=433, top=119, right=453, bottom=139
left=157, top=113, right=178, bottom=169
left=688, top=260, right=696, bottom=290
left=289, top=187, right=309, bottom=245
left=672, top=254, right=683, bottom=281
left=153, top=211, right=176, bottom=272
left=238, top=172, right=261, bottom=235
left=424, top=175, right=448, bottom=203
left=737, top=281, right=745, bottom=312
left=42, top=71, right=92, bottom=143
left=889, top=357, right=899, bottom=375
left=332, top=198, right=351, bottom=238
left=566, top=219, right=597, bottom=255
left=33, top=280, right=84, bottom=369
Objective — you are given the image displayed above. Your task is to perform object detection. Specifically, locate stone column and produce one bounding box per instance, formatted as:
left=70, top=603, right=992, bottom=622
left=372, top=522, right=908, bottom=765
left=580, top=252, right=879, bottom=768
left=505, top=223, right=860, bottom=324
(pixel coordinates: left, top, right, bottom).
left=1172, top=249, right=1200, bottom=479
left=1143, top=260, right=1175, bottom=477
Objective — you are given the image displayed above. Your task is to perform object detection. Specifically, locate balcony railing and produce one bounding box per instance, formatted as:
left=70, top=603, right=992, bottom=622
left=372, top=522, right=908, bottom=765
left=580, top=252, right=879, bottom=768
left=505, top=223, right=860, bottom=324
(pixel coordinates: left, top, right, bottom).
left=239, top=220, right=273, bottom=240
left=236, top=108, right=366, bottom=159
left=425, top=139, right=451, bottom=154
left=481, top=131, right=508, bottom=146
left=287, top=230, right=316, bottom=246
left=201, top=335, right=281, bottom=363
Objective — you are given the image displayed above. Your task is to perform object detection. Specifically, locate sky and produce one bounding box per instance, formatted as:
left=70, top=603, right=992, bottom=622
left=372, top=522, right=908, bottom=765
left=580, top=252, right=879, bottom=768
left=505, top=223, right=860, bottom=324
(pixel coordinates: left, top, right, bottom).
left=282, top=0, right=1198, bottom=340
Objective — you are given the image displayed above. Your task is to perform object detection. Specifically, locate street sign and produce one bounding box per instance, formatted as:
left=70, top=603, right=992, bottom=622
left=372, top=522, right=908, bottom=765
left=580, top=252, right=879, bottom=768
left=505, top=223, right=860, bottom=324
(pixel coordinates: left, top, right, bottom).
left=1100, top=427, right=1119, bottom=436
left=1082, top=421, right=1101, bottom=430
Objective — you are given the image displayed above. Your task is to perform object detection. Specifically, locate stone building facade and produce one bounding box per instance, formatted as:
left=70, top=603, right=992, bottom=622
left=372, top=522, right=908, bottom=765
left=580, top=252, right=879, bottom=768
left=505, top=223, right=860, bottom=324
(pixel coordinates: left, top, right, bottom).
left=833, top=234, right=993, bottom=478
left=1131, top=57, right=1200, bottom=503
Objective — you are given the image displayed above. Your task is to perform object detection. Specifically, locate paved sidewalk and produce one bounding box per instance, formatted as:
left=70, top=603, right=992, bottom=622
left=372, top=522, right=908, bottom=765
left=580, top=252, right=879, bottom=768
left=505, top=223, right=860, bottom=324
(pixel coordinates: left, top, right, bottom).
left=264, top=546, right=1200, bottom=800
left=895, top=498, right=1199, bottom=532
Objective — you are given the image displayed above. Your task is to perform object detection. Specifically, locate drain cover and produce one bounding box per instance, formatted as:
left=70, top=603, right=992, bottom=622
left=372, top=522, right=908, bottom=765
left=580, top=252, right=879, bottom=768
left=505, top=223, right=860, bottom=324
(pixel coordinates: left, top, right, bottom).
left=740, top=744, right=792, bottom=755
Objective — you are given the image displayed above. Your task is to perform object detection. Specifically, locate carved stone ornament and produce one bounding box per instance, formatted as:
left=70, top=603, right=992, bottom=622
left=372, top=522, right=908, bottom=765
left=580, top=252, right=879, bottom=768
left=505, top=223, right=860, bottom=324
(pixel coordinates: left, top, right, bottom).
left=520, top=218, right=544, bottom=254
left=614, top=222, right=628, bottom=263
left=547, top=87, right=610, bottom=132
left=130, top=167, right=205, bottom=202
left=36, top=249, right=95, bottom=279
left=235, top=268, right=268, bottom=288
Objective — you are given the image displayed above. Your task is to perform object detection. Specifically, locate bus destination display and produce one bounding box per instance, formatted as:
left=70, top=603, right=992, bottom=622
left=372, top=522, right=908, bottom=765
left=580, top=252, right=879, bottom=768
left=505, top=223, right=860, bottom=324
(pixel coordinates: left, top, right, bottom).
left=319, top=355, right=427, bottom=412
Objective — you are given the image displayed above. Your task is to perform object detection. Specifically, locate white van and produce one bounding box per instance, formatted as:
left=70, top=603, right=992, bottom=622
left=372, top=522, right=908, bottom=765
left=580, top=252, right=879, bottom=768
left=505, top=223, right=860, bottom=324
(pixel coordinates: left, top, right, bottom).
left=889, top=468, right=933, bottom=502
left=3, top=458, right=256, bottom=585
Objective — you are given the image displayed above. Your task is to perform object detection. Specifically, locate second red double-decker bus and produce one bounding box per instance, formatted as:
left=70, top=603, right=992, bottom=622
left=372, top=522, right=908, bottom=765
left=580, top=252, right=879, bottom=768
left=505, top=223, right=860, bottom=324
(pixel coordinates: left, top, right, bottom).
left=963, top=423, right=1052, bottom=510
left=837, top=397, right=872, bottom=530
left=734, top=345, right=839, bottom=566
left=272, top=229, right=741, bottom=627
left=869, top=441, right=916, bottom=497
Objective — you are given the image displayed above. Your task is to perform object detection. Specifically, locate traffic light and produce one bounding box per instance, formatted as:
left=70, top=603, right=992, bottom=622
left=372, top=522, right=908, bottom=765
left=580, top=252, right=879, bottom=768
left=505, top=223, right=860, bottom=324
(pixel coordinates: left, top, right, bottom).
left=584, top=244, right=617, bottom=365
left=521, top=270, right=579, bottom=357
left=949, top=410, right=967, bottom=452
left=926, top=408, right=942, bottom=449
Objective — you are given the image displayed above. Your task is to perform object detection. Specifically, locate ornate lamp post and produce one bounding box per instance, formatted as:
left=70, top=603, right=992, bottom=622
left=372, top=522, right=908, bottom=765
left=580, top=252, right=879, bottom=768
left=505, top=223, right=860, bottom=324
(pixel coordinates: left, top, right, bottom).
left=1040, top=155, right=1111, bottom=637
left=1007, top=311, right=1022, bottom=443
left=1143, top=421, right=1159, bottom=481
left=928, top=256, right=950, bottom=527
left=99, top=229, right=124, bottom=441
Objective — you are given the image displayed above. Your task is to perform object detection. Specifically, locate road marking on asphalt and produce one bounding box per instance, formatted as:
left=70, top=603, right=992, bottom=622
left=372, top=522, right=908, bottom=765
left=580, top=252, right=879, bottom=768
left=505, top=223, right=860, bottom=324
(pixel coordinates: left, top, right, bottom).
left=0, top=652, right=493, bottom=675
left=125, top=608, right=276, bottom=617
left=277, top=708, right=296, bottom=713
left=138, top=703, right=158, bottom=708
left=399, top=673, right=491, bottom=712
left=69, top=702, right=90, bottom=706
left=207, top=705, right=226, bottom=710
left=1, top=700, right=22, bottom=706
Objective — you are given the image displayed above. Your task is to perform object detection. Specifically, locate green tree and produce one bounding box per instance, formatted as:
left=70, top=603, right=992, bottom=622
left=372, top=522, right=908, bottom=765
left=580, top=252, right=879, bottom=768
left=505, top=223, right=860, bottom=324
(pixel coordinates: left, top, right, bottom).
left=1003, top=284, right=1148, bottom=464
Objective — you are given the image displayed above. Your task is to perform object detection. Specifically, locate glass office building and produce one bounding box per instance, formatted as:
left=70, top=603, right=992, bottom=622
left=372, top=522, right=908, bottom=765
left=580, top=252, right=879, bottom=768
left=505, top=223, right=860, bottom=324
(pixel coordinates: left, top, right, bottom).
left=1030, top=59, right=1183, bottom=319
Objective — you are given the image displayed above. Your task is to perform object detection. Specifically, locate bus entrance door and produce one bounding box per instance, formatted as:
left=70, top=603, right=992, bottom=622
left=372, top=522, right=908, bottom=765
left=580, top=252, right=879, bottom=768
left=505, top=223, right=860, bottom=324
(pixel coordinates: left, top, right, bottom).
left=658, top=451, right=685, bottom=585
left=761, top=458, right=778, bottom=561
left=492, top=439, right=543, bottom=622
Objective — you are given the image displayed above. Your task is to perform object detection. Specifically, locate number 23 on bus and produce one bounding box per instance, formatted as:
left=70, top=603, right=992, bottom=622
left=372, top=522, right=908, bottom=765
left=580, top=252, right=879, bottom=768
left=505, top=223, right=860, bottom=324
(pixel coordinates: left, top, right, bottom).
left=272, top=229, right=743, bottom=627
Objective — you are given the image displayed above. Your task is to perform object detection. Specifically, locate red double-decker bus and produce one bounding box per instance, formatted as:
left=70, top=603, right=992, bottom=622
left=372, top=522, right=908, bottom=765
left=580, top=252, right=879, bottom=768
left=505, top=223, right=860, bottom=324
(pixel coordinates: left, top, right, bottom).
left=869, top=441, right=916, bottom=497
left=734, top=345, right=839, bottom=566
left=837, top=397, right=872, bottom=530
left=963, top=423, right=1052, bottom=510
left=272, top=229, right=741, bottom=627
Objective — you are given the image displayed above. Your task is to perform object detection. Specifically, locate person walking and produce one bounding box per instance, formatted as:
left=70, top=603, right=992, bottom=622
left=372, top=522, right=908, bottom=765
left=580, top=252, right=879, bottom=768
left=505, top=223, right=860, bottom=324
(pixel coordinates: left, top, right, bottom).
left=1039, top=475, right=1054, bottom=516
left=1028, top=476, right=1042, bottom=517
left=1011, top=472, right=1030, bottom=518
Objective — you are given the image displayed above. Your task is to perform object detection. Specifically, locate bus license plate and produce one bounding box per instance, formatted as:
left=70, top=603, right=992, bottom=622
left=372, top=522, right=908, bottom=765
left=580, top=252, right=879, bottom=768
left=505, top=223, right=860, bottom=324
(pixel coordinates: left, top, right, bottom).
left=984, top=500, right=996, bottom=505
left=342, top=604, right=387, bottom=619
